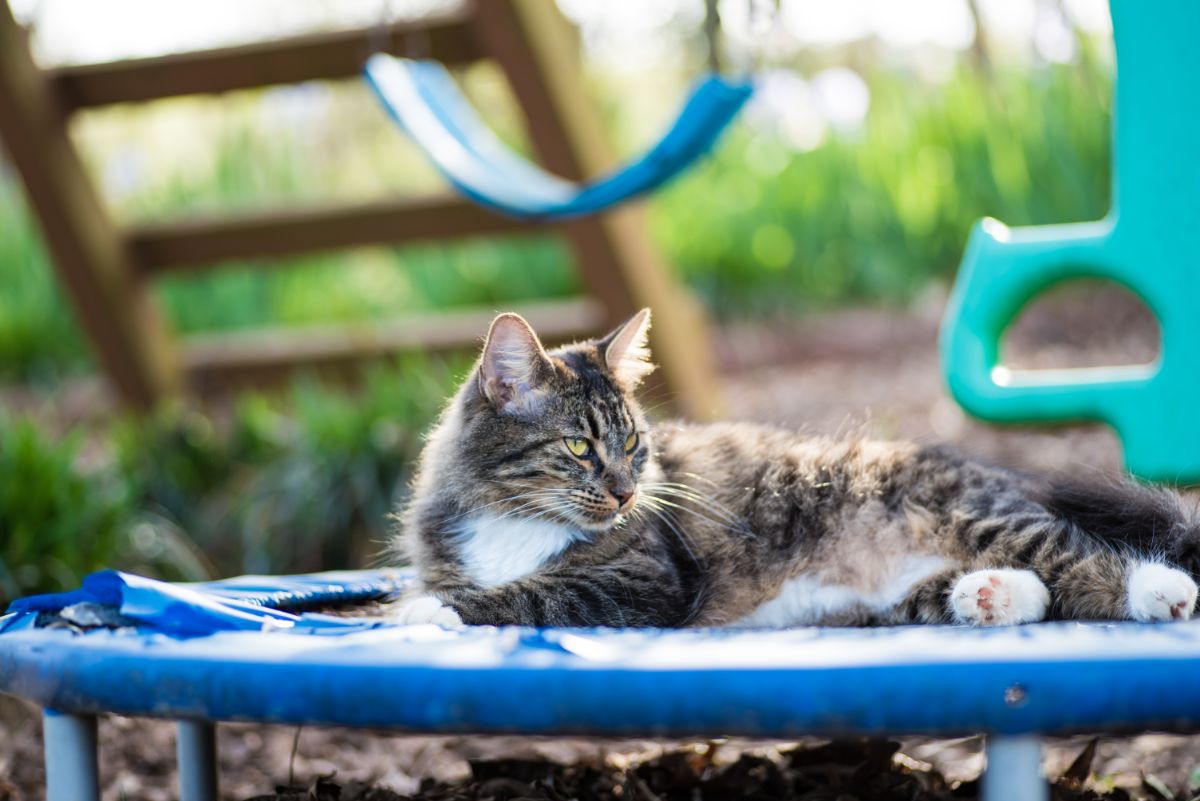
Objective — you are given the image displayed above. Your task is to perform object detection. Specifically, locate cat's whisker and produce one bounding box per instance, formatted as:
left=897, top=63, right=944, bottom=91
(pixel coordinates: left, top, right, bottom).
left=458, top=490, right=578, bottom=528
left=638, top=502, right=701, bottom=568
left=444, top=489, right=571, bottom=525
left=522, top=500, right=584, bottom=530
left=641, top=481, right=745, bottom=524
left=639, top=490, right=755, bottom=539
left=642, top=481, right=742, bottom=512
left=639, top=496, right=740, bottom=545
left=648, top=492, right=754, bottom=537
left=487, top=496, right=576, bottom=526
left=620, top=507, right=658, bottom=555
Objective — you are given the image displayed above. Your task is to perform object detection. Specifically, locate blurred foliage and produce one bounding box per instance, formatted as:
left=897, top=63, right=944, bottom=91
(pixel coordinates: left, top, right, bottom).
left=1, top=359, right=457, bottom=605
left=0, top=419, right=124, bottom=602
left=0, top=417, right=207, bottom=604
left=0, top=59, right=1111, bottom=381
left=116, top=360, right=455, bottom=577
left=652, top=62, right=1111, bottom=316
left=0, top=176, right=91, bottom=382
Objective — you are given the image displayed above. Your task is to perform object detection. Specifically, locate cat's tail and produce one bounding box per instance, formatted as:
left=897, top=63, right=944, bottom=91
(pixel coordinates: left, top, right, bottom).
left=1036, top=474, right=1200, bottom=575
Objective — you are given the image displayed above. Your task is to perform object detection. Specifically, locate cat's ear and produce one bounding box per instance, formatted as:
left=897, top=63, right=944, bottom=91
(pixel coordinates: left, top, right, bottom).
left=478, top=313, right=553, bottom=415
left=600, top=308, right=655, bottom=387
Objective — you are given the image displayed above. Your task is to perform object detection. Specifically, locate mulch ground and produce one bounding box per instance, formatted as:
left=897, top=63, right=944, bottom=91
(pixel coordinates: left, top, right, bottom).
left=5, top=692, right=1200, bottom=801
left=4, top=287, right=1195, bottom=800
left=245, top=738, right=1188, bottom=801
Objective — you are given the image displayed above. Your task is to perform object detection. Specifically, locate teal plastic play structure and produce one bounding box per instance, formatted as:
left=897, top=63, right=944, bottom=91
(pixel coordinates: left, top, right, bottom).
left=363, top=54, right=753, bottom=221
left=940, top=0, right=1200, bottom=484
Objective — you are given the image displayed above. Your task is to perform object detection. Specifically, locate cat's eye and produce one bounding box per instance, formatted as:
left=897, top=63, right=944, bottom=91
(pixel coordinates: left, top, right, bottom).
left=624, top=432, right=639, bottom=453
left=564, top=437, right=591, bottom=457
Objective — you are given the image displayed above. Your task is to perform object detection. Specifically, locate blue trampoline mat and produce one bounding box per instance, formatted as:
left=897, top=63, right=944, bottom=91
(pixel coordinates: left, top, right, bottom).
left=3, top=569, right=1200, bottom=738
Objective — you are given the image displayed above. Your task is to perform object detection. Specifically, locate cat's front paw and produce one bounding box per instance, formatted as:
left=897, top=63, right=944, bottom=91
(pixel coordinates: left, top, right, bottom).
left=391, top=594, right=464, bottom=628
left=951, top=569, right=1049, bottom=626
left=1127, top=563, right=1197, bottom=622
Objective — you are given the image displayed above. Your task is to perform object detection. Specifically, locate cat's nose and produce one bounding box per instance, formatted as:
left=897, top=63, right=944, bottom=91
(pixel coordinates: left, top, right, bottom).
left=609, top=487, right=634, bottom=507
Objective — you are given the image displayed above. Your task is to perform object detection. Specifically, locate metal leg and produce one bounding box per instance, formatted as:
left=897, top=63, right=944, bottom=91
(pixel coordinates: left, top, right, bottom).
left=43, top=709, right=100, bottom=801
left=176, top=720, right=219, bottom=801
left=983, top=735, right=1048, bottom=801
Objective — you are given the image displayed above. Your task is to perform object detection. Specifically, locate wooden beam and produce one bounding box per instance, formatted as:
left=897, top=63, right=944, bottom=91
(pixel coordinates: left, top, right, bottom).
left=471, top=0, right=723, bottom=419
left=182, top=298, right=603, bottom=390
left=127, top=195, right=541, bottom=274
left=46, top=12, right=483, bottom=110
left=0, top=5, right=178, bottom=408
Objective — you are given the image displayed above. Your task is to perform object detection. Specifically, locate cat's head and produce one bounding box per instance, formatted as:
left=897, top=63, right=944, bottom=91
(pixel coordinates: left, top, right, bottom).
left=442, top=308, right=657, bottom=533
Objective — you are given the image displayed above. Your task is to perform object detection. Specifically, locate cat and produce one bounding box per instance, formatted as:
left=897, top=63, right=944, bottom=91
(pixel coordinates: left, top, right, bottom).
left=390, top=308, right=1200, bottom=629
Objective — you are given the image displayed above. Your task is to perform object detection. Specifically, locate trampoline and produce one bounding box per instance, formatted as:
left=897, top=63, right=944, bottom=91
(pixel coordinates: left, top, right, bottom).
left=4, top=569, right=1200, bottom=801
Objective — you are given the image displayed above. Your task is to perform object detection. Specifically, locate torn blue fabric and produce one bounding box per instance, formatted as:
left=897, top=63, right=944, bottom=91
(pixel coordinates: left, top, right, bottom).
left=6, top=569, right=408, bottom=636
left=364, top=55, right=753, bottom=221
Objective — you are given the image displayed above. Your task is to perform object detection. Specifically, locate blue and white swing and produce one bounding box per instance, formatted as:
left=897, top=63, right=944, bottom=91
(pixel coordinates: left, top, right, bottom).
left=362, top=55, right=753, bottom=221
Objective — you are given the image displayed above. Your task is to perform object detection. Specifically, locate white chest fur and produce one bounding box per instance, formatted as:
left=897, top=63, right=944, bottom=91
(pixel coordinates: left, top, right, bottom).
left=454, top=514, right=586, bottom=588
left=732, top=555, right=950, bottom=627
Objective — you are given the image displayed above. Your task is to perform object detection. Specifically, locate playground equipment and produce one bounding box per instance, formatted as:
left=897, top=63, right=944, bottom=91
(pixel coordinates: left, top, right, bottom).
left=941, top=0, right=1200, bottom=483
left=9, top=568, right=1200, bottom=801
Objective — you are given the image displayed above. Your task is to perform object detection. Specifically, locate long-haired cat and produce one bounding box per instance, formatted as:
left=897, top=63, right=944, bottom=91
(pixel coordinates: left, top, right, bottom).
left=391, top=309, right=1200, bottom=628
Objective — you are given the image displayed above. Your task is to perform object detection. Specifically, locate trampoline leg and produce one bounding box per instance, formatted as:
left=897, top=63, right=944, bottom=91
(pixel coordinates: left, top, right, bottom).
left=43, top=709, right=100, bottom=801
left=177, top=720, right=219, bottom=801
left=983, top=735, right=1047, bottom=801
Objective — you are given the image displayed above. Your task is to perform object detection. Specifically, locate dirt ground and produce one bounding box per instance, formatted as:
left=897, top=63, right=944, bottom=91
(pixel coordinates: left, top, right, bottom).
left=4, top=286, right=1197, bottom=800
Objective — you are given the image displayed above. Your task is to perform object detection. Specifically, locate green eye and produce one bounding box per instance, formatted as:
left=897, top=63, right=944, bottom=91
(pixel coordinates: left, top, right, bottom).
left=625, top=432, right=639, bottom=453
left=564, top=437, right=591, bottom=457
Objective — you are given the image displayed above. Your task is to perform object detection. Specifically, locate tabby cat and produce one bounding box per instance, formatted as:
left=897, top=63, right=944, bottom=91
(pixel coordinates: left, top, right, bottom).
left=391, top=309, right=1200, bottom=628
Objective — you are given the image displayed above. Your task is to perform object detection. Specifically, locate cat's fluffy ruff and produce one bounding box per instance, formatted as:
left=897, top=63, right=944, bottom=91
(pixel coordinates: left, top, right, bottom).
left=392, top=309, right=1200, bottom=628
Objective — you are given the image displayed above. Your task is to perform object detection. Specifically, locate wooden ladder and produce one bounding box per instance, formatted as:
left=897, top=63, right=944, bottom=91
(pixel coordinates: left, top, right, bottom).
left=0, top=0, right=720, bottom=417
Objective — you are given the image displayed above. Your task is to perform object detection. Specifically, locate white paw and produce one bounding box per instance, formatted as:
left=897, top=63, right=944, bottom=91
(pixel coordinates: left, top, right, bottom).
left=391, top=594, right=464, bottom=628
left=951, top=569, right=1049, bottom=626
left=1127, top=563, right=1197, bottom=622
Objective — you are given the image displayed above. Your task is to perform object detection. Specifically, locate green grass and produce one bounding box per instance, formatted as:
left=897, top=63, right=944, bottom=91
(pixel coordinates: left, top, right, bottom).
left=0, top=59, right=1112, bottom=382
left=0, top=415, right=211, bottom=603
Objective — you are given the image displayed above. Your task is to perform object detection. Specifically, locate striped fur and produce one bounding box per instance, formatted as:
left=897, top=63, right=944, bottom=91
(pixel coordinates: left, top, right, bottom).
left=392, top=311, right=1200, bottom=627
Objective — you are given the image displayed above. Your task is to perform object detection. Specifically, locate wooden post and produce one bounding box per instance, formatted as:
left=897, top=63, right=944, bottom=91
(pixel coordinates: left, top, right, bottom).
left=0, top=4, right=178, bottom=409
left=471, top=0, right=723, bottom=419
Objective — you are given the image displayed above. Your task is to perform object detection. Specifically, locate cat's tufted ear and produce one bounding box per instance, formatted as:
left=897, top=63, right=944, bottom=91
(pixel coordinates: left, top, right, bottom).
left=478, top=313, right=553, bottom=415
left=600, top=308, right=655, bottom=387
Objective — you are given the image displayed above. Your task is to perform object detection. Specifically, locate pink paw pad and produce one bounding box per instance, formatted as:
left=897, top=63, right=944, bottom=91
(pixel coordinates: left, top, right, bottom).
left=951, top=570, right=1050, bottom=627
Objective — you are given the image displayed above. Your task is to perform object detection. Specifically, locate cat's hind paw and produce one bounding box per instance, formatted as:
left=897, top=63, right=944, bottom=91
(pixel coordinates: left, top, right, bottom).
left=1127, top=563, right=1197, bottom=622
left=951, top=569, right=1049, bottom=626
left=390, top=594, right=464, bottom=628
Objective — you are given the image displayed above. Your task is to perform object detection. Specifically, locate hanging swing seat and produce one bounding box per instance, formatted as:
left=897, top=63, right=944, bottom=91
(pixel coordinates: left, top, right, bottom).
left=5, top=569, right=1200, bottom=800
left=363, top=54, right=754, bottom=221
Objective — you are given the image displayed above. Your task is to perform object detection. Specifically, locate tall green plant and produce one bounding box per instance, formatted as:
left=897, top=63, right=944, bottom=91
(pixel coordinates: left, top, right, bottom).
left=0, top=419, right=206, bottom=605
